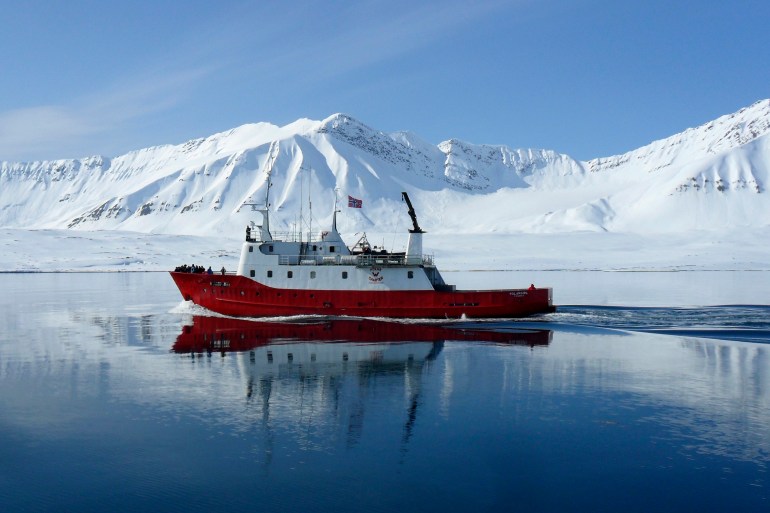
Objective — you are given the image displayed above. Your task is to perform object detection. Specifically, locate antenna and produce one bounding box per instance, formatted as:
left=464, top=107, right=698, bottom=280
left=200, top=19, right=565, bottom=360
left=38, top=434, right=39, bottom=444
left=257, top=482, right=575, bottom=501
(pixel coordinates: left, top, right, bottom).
left=299, top=165, right=303, bottom=243
left=332, top=188, right=341, bottom=231
left=308, top=169, right=313, bottom=242
left=238, top=142, right=278, bottom=242
left=264, top=141, right=277, bottom=209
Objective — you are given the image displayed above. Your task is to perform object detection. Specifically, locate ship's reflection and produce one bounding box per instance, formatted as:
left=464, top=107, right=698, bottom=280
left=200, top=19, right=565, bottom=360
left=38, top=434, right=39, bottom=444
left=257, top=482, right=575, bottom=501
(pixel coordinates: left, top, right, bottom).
left=173, top=316, right=552, bottom=354
left=172, top=316, right=552, bottom=457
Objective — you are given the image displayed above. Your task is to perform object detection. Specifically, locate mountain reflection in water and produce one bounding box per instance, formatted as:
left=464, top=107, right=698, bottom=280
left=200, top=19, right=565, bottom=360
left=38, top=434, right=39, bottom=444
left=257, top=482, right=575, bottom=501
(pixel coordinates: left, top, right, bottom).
left=3, top=272, right=768, bottom=513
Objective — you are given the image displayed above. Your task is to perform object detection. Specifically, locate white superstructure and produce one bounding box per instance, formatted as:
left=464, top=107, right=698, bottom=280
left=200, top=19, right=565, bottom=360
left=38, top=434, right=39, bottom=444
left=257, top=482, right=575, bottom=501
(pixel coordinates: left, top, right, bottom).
left=235, top=199, right=453, bottom=292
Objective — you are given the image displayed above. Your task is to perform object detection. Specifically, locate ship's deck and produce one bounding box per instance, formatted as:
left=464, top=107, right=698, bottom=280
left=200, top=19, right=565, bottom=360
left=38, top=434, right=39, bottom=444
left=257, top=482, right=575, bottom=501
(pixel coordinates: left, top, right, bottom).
left=276, top=253, right=435, bottom=267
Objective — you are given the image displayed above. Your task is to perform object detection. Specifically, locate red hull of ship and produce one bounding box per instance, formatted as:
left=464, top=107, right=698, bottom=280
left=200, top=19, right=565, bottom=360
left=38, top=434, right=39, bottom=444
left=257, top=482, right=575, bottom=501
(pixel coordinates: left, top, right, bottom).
left=170, top=272, right=555, bottom=319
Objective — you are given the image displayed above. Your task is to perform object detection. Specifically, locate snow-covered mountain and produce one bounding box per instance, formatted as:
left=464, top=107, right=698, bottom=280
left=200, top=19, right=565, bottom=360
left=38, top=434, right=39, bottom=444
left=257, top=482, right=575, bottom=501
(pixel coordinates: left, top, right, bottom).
left=1, top=100, right=768, bottom=238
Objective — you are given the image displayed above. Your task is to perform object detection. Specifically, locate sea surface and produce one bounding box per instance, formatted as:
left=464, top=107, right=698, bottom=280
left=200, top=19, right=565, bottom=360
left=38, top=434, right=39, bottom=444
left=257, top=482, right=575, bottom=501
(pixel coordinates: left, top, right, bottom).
left=1, top=272, right=769, bottom=512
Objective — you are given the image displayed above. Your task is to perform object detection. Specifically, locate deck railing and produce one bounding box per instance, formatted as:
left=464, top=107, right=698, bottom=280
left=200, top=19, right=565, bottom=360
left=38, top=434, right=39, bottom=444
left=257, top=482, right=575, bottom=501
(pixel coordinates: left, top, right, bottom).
left=277, top=253, right=434, bottom=267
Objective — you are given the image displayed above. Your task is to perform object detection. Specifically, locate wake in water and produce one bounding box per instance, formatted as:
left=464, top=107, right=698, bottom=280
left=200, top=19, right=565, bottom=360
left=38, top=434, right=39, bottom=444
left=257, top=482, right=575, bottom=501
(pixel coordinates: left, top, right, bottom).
left=170, top=299, right=770, bottom=344
left=543, top=305, right=770, bottom=343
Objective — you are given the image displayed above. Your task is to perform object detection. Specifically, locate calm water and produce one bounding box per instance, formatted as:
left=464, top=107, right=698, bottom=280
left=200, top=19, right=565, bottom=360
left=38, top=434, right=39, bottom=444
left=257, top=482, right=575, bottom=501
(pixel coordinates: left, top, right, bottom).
left=1, top=272, right=769, bottom=512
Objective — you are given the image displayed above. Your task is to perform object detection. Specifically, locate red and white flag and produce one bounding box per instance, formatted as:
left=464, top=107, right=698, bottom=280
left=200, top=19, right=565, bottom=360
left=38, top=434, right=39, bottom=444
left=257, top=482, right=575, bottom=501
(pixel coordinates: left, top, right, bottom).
left=348, top=195, right=362, bottom=208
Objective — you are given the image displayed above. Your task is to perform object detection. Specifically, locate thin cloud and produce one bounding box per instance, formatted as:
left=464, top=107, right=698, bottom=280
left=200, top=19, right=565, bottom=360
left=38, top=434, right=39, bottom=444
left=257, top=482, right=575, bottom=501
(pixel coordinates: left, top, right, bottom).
left=0, top=105, right=104, bottom=162
left=0, top=0, right=512, bottom=162
left=223, top=0, right=512, bottom=83
left=0, top=66, right=214, bottom=162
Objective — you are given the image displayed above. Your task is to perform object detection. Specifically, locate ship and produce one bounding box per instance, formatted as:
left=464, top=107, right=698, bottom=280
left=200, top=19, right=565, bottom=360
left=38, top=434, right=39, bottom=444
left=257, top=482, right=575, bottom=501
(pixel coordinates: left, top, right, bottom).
left=170, top=190, right=555, bottom=319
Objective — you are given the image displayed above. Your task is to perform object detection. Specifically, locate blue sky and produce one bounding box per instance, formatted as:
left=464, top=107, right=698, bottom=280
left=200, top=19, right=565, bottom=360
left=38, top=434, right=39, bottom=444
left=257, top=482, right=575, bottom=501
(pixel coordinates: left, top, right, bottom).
left=1, top=0, right=768, bottom=162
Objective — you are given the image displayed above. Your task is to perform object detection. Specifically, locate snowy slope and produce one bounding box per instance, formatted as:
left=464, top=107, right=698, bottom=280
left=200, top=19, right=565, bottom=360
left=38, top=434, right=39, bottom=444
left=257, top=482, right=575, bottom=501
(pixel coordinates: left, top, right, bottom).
left=1, top=101, right=769, bottom=239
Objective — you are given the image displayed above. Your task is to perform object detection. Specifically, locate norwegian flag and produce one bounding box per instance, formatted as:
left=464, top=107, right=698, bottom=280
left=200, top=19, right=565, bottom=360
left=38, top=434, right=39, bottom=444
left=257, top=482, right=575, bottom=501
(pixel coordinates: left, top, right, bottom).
left=348, top=195, right=362, bottom=208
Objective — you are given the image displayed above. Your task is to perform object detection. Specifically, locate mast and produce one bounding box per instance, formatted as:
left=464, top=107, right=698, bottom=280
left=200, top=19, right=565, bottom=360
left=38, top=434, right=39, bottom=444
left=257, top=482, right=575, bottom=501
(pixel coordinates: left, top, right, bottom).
left=256, top=142, right=278, bottom=241
left=308, top=167, right=312, bottom=242
left=299, top=165, right=303, bottom=243
left=332, top=191, right=339, bottom=231
left=297, top=165, right=314, bottom=243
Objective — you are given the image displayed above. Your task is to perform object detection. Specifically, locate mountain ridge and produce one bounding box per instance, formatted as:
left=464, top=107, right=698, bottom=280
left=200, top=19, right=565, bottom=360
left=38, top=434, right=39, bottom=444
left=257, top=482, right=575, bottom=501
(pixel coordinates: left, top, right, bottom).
left=1, top=100, right=768, bottom=236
